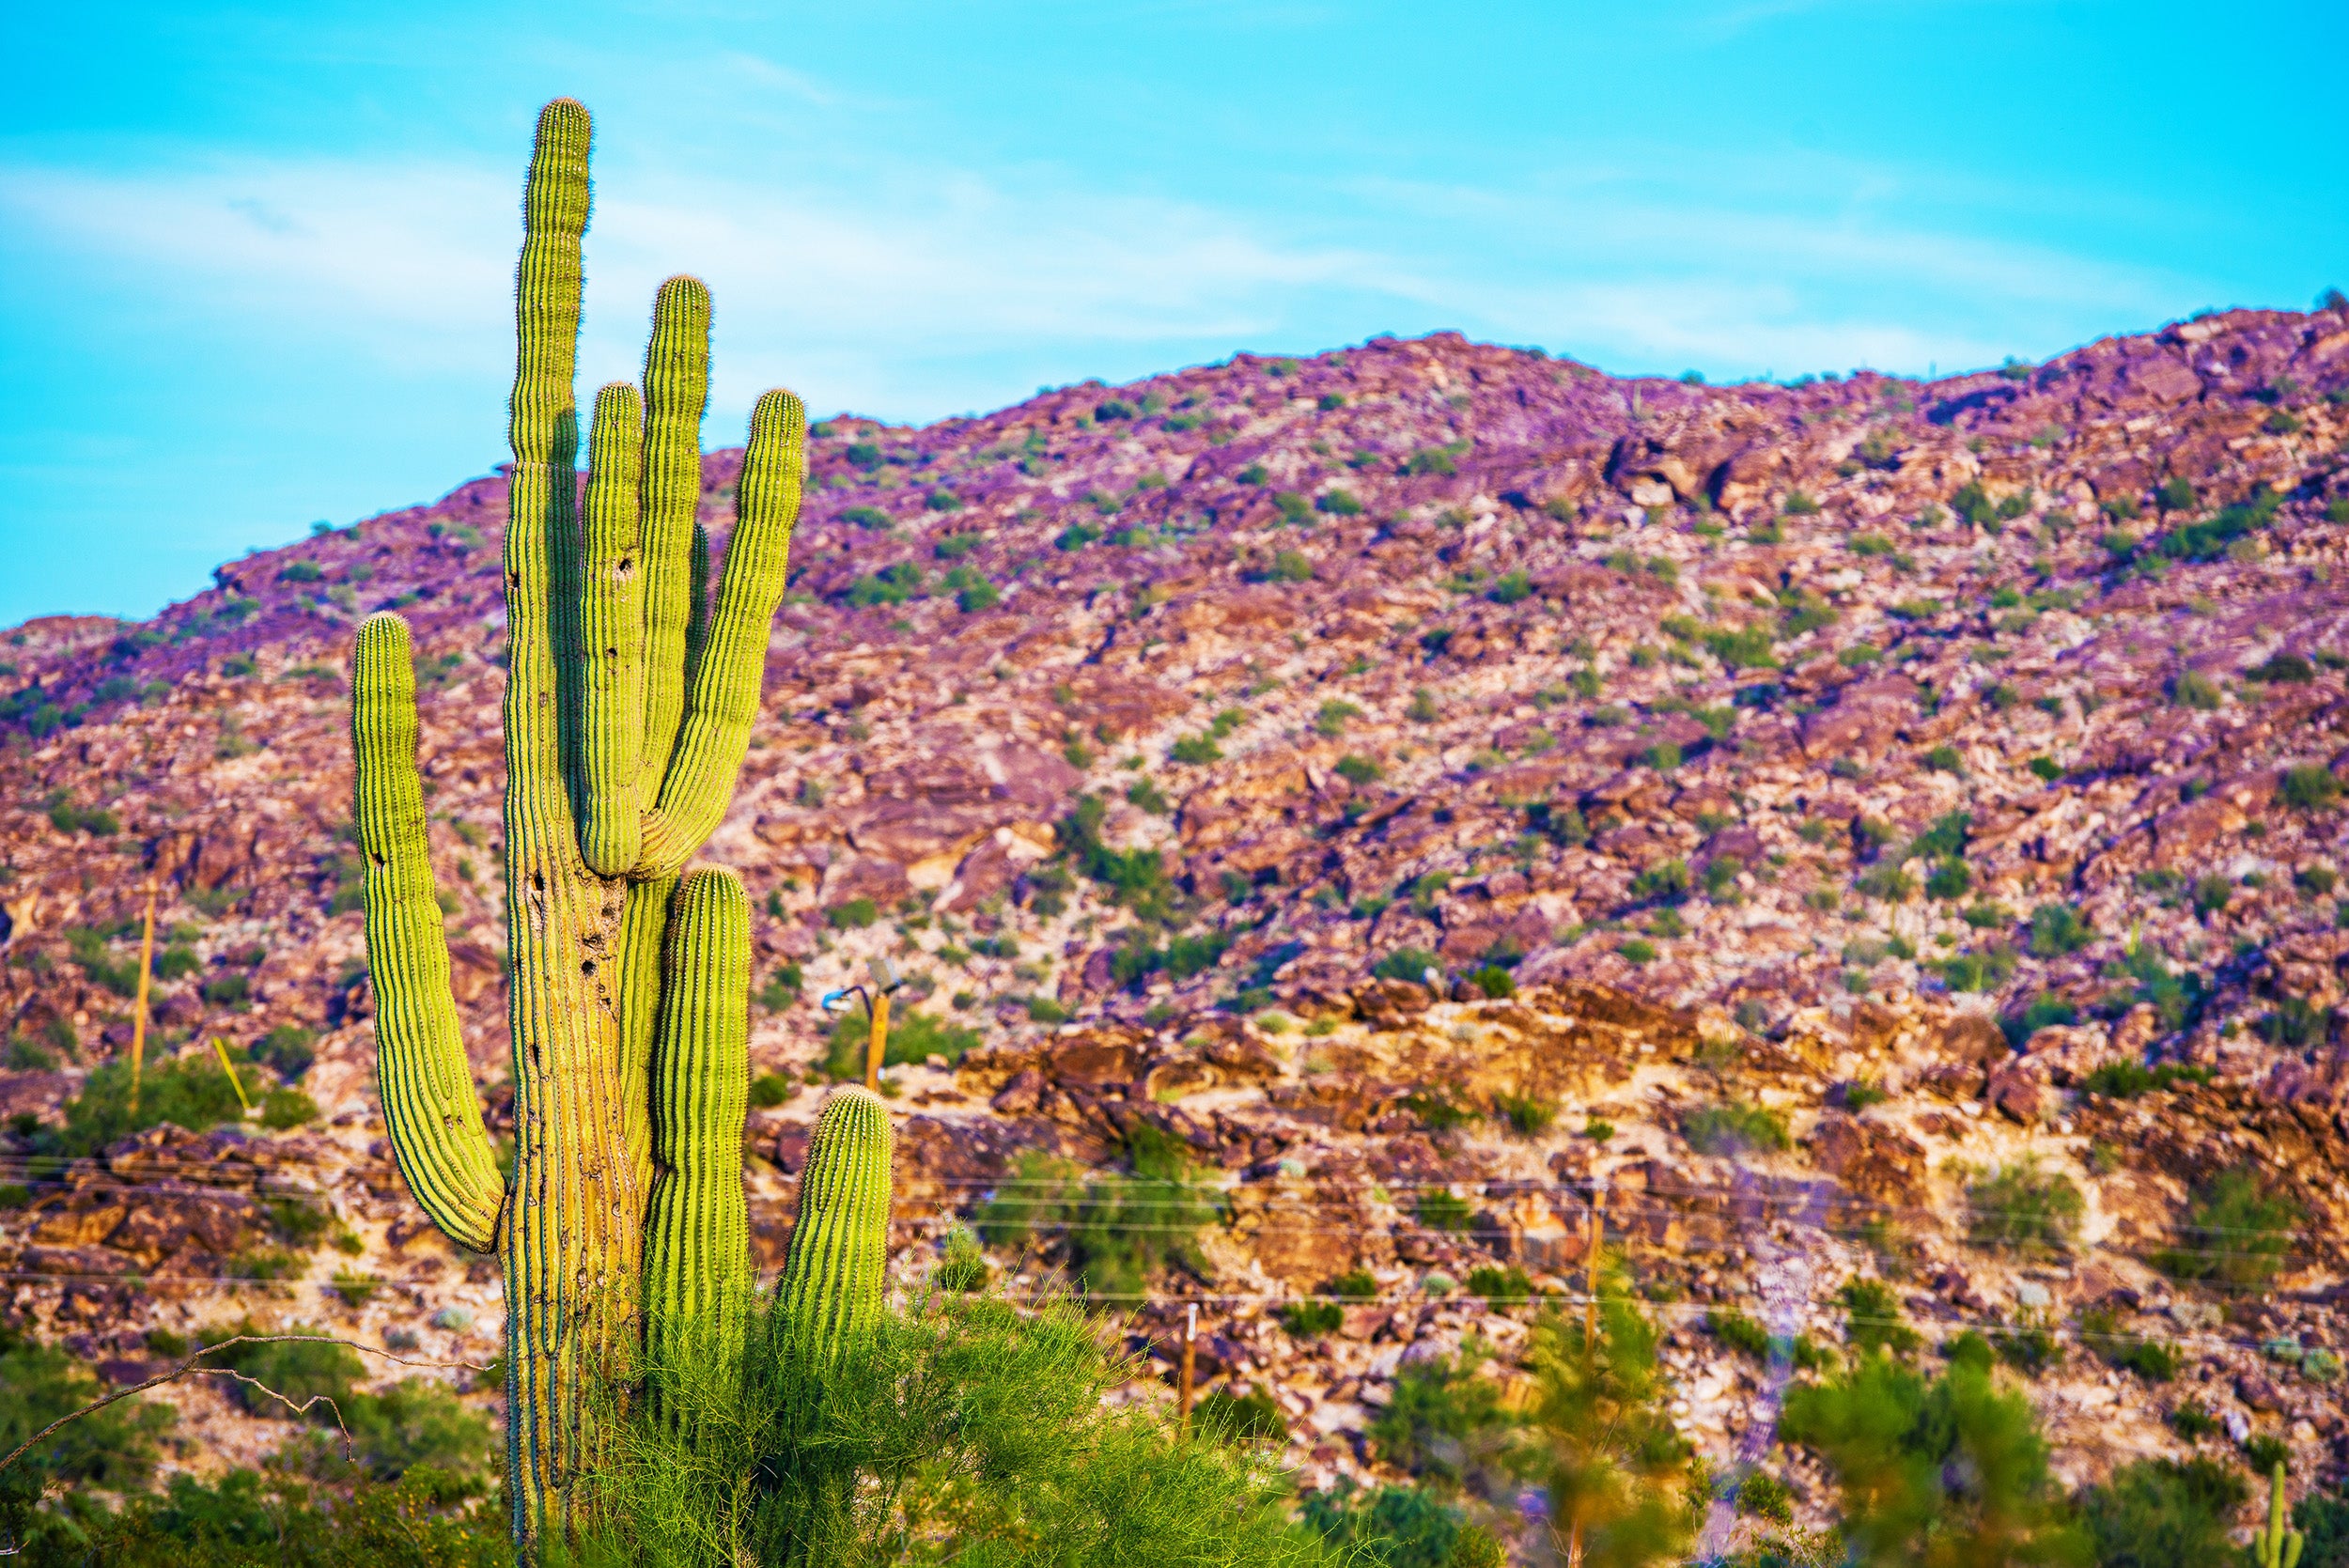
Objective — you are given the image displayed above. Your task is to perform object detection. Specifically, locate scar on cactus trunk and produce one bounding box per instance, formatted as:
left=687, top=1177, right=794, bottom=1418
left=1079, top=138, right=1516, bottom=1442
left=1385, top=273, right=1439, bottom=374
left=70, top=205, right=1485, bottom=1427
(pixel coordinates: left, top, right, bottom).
left=349, top=97, right=876, bottom=1557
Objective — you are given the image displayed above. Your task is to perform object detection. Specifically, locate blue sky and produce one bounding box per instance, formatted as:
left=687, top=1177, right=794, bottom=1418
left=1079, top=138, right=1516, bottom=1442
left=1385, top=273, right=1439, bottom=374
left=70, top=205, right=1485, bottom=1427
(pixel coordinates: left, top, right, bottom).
left=3, top=0, right=2343, bottom=626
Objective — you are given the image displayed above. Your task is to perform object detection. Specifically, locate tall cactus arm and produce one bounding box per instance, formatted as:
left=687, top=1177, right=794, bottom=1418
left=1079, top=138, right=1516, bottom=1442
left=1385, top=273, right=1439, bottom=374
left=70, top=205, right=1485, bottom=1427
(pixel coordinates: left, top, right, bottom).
left=634, top=388, right=804, bottom=877
left=578, top=380, right=646, bottom=876
left=505, top=95, right=590, bottom=863
left=776, top=1084, right=894, bottom=1358
left=636, top=275, right=712, bottom=792
left=644, top=868, right=753, bottom=1360
left=609, top=278, right=711, bottom=1206
left=351, top=613, right=503, bottom=1253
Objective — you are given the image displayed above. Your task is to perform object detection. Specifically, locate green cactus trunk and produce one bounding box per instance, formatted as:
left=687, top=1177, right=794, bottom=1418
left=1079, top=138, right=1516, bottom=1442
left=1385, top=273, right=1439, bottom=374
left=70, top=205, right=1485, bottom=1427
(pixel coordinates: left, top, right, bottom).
left=350, top=98, right=837, bottom=1559
left=777, top=1085, right=896, bottom=1358
left=2259, top=1464, right=2306, bottom=1568
left=765, top=1084, right=895, bottom=1567
left=645, top=869, right=754, bottom=1373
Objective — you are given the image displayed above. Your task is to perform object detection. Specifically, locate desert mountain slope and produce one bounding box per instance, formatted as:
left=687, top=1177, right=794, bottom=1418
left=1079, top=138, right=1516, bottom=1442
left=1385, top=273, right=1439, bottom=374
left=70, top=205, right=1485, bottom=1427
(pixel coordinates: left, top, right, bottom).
left=5, top=309, right=2349, bottom=1516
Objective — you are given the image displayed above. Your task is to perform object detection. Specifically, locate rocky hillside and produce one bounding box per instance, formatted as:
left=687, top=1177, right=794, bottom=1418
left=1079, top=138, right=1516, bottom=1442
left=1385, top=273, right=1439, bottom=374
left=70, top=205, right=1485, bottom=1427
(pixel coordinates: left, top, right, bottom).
left=6, top=307, right=2349, bottom=1535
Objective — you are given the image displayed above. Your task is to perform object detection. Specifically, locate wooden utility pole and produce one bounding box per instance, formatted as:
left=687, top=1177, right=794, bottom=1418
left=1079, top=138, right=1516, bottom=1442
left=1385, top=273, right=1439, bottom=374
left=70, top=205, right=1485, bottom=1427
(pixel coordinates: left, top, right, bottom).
left=1177, top=1302, right=1198, bottom=1427
left=863, top=988, right=892, bottom=1091
left=1583, top=1181, right=1606, bottom=1349
left=127, top=880, right=157, bottom=1118
left=863, top=956, right=898, bottom=1092
left=1569, top=1180, right=1606, bottom=1568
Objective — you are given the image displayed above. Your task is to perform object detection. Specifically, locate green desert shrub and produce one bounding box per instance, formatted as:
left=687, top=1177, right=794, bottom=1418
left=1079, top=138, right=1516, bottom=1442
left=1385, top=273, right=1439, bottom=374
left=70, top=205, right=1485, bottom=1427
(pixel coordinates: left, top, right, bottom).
left=1367, top=1344, right=1511, bottom=1495
left=1469, top=965, right=1516, bottom=1000
left=572, top=1287, right=1325, bottom=1567
left=1516, top=1260, right=1697, bottom=1568
left=822, top=1008, right=981, bottom=1080
left=1782, top=1353, right=2080, bottom=1568
left=2155, top=1167, right=2301, bottom=1291
left=1373, top=948, right=1443, bottom=985
left=1967, top=1160, right=2084, bottom=1258
left=1282, top=1299, right=1345, bottom=1337
left=2281, top=765, right=2341, bottom=812
left=1053, top=794, right=1181, bottom=922
left=1682, top=1102, right=1790, bottom=1157
left=1708, top=1309, right=1773, bottom=1361
left=1836, top=1278, right=1921, bottom=1358
left=276, top=1377, right=493, bottom=1483
left=2079, top=1308, right=2182, bottom=1382
left=1301, top=1482, right=1499, bottom=1568
left=1414, top=1188, right=1475, bottom=1233
left=932, top=1227, right=989, bottom=1293
left=1192, top=1388, right=1287, bottom=1447
left=2295, top=1481, right=2349, bottom=1568
left=2027, top=903, right=2092, bottom=957
left=259, top=1024, right=318, bottom=1078
left=1491, top=1090, right=1553, bottom=1136
left=2077, top=1457, right=2248, bottom=1568
left=5, top=1467, right=505, bottom=1566
left=1462, top=1265, right=1535, bottom=1307
left=260, top=1088, right=321, bottom=1129
left=2078, top=1059, right=2209, bottom=1098
left=978, top=1128, right=1220, bottom=1302
left=0, top=1335, right=175, bottom=1536
left=28, top=1051, right=252, bottom=1159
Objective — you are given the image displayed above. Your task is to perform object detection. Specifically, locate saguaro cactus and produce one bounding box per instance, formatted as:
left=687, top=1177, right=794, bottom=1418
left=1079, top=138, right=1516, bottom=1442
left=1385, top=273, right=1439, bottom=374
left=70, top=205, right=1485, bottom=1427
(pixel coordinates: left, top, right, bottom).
left=350, top=98, right=825, bottom=1550
left=775, top=1085, right=895, bottom=1358
left=2258, top=1463, right=2305, bottom=1568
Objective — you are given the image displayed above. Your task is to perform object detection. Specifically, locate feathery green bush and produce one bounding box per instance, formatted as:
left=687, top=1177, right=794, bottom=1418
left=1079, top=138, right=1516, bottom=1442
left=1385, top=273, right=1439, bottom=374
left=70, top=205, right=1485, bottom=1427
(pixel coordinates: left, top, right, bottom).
left=2155, top=1167, right=2301, bottom=1291
left=978, top=1128, right=1220, bottom=1301
left=569, top=1287, right=1326, bottom=1566
left=1514, top=1259, right=1698, bottom=1568
left=1782, top=1353, right=2082, bottom=1568
left=2077, top=1457, right=2247, bottom=1568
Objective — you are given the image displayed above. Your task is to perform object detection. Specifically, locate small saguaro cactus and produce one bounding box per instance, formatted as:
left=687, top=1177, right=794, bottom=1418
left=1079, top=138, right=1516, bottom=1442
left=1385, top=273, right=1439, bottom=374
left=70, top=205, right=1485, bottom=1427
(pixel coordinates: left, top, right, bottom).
left=774, top=1084, right=896, bottom=1360
left=350, top=98, right=835, bottom=1551
left=2258, top=1463, right=2305, bottom=1568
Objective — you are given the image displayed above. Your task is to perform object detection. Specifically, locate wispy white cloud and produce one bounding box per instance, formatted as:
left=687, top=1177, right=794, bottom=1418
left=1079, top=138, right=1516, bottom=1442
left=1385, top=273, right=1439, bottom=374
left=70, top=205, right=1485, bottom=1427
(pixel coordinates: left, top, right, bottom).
left=0, top=123, right=2201, bottom=437
left=0, top=150, right=1377, bottom=421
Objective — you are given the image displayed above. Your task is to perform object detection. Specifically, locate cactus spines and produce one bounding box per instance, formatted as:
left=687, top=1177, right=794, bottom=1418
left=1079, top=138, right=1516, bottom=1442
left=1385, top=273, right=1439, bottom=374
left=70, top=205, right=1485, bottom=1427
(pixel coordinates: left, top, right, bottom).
left=351, top=97, right=828, bottom=1554
left=2259, top=1463, right=2305, bottom=1568
left=777, top=1086, right=895, bottom=1358
left=644, top=868, right=753, bottom=1363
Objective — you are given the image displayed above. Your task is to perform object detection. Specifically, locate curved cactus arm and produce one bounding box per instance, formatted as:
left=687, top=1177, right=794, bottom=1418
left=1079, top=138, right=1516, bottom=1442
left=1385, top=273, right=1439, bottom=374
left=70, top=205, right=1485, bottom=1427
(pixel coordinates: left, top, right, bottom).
left=644, top=868, right=753, bottom=1362
left=351, top=613, right=503, bottom=1253
left=635, top=275, right=712, bottom=792
left=579, top=380, right=646, bottom=876
left=634, top=388, right=804, bottom=877
left=776, top=1083, right=894, bottom=1358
